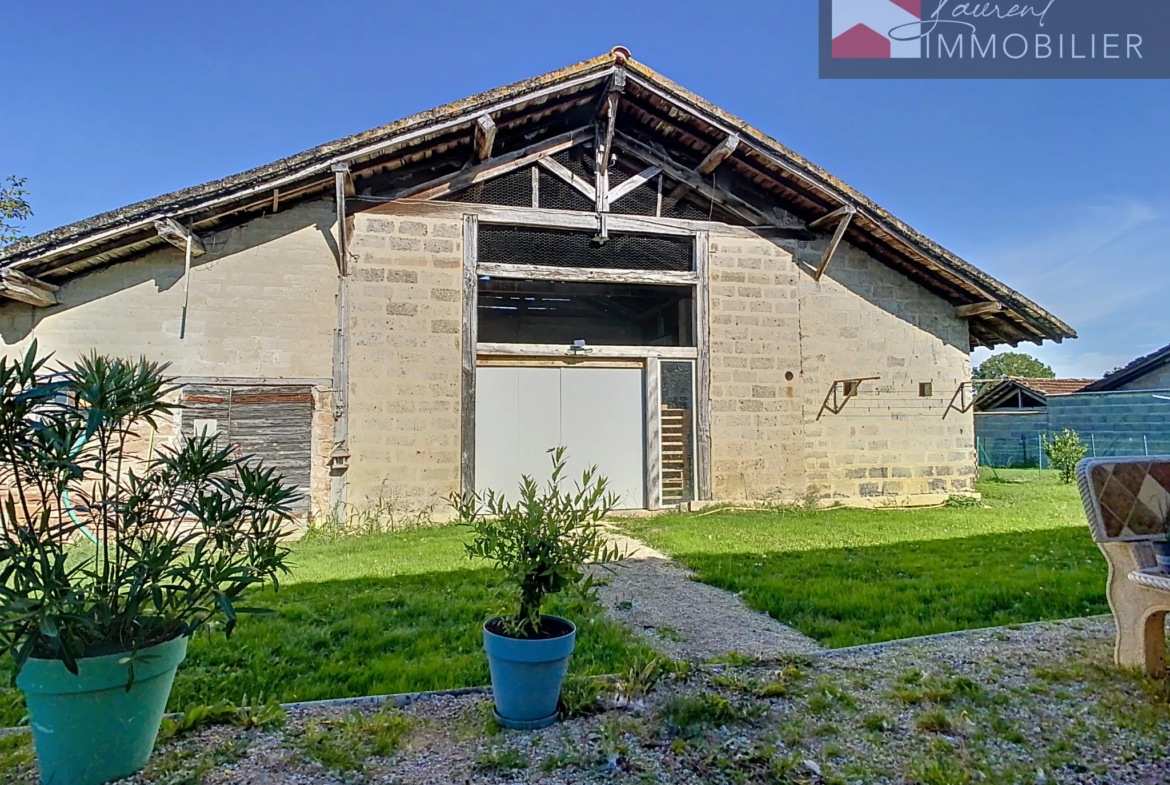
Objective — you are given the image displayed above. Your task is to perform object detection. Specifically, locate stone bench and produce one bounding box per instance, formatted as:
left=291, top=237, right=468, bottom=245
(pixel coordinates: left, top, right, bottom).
left=1077, top=457, right=1170, bottom=676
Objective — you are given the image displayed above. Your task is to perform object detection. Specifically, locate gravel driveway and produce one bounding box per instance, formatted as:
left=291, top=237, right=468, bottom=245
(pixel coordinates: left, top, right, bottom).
left=5, top=615, right=1167, bottom=785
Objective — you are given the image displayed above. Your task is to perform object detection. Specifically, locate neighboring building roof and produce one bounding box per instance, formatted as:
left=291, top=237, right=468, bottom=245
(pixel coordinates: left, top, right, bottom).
left=974, top=377, right=1097, bottom=411
left=0, top=48, right=1074, bottom=350
left=1083, top=343, right=1170, bottom=392
left=1015, top=378, right=1097, bottom=396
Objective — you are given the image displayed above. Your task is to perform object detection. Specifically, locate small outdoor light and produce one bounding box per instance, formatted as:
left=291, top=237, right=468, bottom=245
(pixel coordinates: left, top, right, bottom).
left=569, top=339, right=592, bottom=355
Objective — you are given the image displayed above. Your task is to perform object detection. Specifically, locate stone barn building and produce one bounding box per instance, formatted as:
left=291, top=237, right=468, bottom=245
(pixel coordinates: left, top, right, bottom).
left=0, top=49, right=1074, bottom=519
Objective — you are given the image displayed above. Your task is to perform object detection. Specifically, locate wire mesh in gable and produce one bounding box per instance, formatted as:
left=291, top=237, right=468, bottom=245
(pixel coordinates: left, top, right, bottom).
left=439, top=166, right=533, bottom=207
left=478, top=225, right=693, bottom=272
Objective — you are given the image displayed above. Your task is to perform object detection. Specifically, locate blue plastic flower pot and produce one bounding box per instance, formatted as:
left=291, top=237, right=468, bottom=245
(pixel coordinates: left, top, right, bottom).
left=16, top=635, right=188, bottom=785
left=1152, top=540, right=1170, bottom=573
left=483, top=616, right=575, bottom=730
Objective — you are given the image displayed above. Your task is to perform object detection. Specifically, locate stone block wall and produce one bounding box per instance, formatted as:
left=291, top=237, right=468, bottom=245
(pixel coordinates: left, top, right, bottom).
left=345, top=209, right=465, bottom=511
left=785, top=240, right=974, bottom=498
left=707, top=229, right=805, bottom=499
left=0, top=201, right=338, bottom=379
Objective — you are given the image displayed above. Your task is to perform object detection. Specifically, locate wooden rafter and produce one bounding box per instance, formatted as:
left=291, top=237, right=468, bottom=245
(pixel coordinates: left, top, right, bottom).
left=607, top=165, right=661, bottom=204
left=153, top=218, right=205, bottom=257
left=813, top=206, right=856, bottom=281
left=473, top=114, right=497, bottom=163
left=385, top=126, right=591, bottom=202
left=0, top=268, right=59, bottom=307
left=614, top=131, right=774, bottom=228
left=954, top=301, right=1004, bottom=318
left=659, top=133, right=740, bottom=210
left=537, top=156, right=597, bottom=202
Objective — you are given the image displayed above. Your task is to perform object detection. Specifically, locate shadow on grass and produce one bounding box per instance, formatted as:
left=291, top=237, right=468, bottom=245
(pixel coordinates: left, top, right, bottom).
left=677, top=526, right=1109, bottom=649
left=0, top=567, right=655, bottom=728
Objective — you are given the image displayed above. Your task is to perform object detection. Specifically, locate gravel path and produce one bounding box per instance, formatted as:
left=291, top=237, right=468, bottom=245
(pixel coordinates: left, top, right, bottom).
left=594, top=530, right=822, bottom=662
left=6, top=616, right=1163, bottom=785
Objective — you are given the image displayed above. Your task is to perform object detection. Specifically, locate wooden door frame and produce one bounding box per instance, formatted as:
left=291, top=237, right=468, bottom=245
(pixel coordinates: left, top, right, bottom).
left=459, top=213, right=711, bottom=506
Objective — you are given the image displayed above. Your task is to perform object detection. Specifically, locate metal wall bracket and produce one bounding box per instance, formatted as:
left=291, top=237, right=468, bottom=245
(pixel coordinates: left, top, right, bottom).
left=816, top=376, right=880, bottom=420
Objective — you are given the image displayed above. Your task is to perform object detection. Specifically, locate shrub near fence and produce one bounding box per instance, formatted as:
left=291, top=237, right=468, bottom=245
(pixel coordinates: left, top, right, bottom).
left=977, top=433, right=1170, bottom=469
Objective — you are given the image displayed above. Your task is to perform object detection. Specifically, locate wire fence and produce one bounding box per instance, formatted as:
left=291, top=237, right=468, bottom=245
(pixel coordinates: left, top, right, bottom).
left=977, top=433, right=1170, bottom=469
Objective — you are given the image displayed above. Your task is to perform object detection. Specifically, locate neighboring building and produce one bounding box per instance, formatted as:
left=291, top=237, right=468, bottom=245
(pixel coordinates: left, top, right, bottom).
left=0, top=49, right=1074, bottom=517
left=975, top=345, right=1170, bottom=466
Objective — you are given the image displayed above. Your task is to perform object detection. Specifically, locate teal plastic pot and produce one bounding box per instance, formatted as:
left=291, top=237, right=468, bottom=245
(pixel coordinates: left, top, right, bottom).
left=17, top=635, right=188, bottom=785
left=483, top=616, right=575, bottom=730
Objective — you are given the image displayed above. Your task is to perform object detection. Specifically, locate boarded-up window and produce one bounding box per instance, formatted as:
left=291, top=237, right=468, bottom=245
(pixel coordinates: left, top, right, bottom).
left=179, top=385, right=313, bottom=515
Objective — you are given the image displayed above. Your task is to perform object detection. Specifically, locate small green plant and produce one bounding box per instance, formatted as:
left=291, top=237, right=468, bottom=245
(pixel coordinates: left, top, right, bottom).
left=299, top=708, right=414, bottom=772
left=454, top=447, right=620, bottom=638
left=862, top=712, right=892, bottom=732
left=1043, top=429, right=1089, bottom=483
left=558, top=673, right=604, bottom=718
left=158, top=696, right=286, bottom=742
left=473, top=746, right=529, bottom=773
left=917, top=709, right=954, bottom=733
left=302, top=494, right=435, bottom=542
left=0, top=344, right=296, bottom=676
left=660, top=693, right=760, bottom=736
left=616, top=655, right=670, bottom=700
left=946, top=494, right=981, bottom=508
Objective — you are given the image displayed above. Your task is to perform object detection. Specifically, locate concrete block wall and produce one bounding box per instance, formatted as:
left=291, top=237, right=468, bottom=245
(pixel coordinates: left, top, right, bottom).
left=1048, top=391, right=1170, bottom=454
left=707, top=229, right=805, bottom=499
left=0, top=201, right=338, bottom=379
left=782, top=240, right=974, bottom=498
left=345, top=209, right=465, bottom=512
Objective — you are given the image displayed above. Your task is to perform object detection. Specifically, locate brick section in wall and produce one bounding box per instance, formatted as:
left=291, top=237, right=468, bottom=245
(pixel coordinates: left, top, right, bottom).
left=788, top=241, right=975, bottom=498
left=708, top=231, right=806, bottom=500
left=345, top=212, right=464, bottom=511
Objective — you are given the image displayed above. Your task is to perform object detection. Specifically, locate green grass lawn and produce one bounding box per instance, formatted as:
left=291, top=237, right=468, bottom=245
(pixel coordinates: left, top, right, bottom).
left=618, top=469, right=1109, bottom=649
left=0, top=526, right=656, bottom=728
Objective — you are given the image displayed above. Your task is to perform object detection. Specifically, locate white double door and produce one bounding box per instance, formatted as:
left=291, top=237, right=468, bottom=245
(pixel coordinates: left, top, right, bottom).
left=475, top=366, right=645, bottom=509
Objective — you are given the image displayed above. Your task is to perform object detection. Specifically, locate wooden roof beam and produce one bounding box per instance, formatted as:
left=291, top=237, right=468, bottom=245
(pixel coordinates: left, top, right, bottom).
left=153, top=218, right=205, bottom=257
left=0, top=268, right=59, bottom=307
left=614, top=131, right=773, bottom=229
left=808, top=204, right=855, bottom=231
left=661, top=133, right=741, bottom=211
left=954, top=301, right=1004, bottom=319
left=597, top=70, right=625, bottom=179
left=813, top=207, right=855, bottom=281
left=473, top=114, right=497, bottom=163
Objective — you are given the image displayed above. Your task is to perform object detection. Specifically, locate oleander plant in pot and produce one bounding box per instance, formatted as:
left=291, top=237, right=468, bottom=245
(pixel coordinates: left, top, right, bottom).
left=0, top=344, right=295, bottom=785
left=454, top=447, right=621, bottom=729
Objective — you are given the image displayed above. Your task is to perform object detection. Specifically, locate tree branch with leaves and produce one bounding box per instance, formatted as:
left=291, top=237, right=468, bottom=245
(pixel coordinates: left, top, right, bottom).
left=0, top=176, right=32, bottom=246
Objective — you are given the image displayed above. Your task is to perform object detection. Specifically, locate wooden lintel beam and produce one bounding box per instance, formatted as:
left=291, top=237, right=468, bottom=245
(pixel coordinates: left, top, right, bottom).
left=476, top=261, right=698, bottom=286
left=0, top=268, right=59, bottom=307
left=696, top=134, right=740, bottom=176
left=813, top=209, right=854, bottom=281
left=954, top=301, right=1005, bottom=319
left=473, top=114, right=497, bottom=163
left=607, top=166, right=661, bottom=204
left=153, top=218, right=206, bottom=257
left=537, top=157, right=598, bottom=202
left=808, top=204, right=856, bottom=231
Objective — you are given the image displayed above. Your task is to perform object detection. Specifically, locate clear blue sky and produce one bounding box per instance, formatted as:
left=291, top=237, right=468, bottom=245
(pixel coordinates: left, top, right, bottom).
left=3, top=1, right=1168, bottom=377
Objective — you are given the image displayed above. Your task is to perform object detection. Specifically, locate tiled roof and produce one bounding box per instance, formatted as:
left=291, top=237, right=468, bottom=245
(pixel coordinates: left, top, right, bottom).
left=1013, top=378, right=1097, bottom=396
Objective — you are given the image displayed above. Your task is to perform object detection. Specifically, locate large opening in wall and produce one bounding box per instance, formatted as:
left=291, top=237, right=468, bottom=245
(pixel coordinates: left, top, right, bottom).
left=478, top=225, right=694, bottom=272
left=477, top=279, right=694, bottom=346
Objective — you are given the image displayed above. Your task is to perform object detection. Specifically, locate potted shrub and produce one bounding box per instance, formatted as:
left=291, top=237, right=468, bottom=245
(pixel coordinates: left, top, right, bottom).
left=454, top=447, right=620, bottom=729
left=0, top=344, right=295, bottom=785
